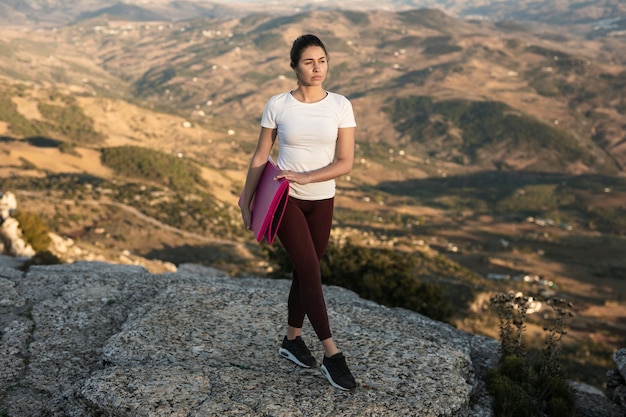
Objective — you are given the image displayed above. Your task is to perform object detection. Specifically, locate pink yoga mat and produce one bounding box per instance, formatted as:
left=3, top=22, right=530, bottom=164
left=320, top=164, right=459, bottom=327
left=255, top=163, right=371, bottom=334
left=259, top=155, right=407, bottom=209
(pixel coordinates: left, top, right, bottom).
left=239, top=158, right=289, bottom=244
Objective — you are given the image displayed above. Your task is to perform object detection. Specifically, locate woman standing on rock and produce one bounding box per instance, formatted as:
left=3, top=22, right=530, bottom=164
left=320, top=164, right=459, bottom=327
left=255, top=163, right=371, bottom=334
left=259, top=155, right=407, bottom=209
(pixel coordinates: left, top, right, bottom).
left=240, top=34, right=357, bottom=390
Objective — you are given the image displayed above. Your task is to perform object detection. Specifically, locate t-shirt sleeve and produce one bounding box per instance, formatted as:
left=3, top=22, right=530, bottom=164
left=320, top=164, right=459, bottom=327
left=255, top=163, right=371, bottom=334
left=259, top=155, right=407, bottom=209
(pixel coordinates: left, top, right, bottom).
left=260, top=96, right=277, bottom=128
left=339, top=97, right=357, bottom=128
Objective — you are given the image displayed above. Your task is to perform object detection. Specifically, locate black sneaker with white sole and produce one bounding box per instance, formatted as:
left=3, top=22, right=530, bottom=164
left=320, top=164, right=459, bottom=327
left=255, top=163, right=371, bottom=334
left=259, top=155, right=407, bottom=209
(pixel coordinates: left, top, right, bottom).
left=321, top=352, right=357, bottom=391
left=278, top=336, right=317, bottom=368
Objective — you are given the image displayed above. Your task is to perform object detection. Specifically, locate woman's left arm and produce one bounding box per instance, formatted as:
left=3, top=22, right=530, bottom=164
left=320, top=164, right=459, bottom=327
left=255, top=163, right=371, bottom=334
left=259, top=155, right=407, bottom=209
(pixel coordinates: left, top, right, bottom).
left=276, top=127, right=355, bottom=184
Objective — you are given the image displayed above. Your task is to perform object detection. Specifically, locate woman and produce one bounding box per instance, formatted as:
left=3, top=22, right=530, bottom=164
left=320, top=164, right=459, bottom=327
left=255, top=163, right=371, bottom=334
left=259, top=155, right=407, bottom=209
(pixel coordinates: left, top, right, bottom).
left=240, top=34, right=357, bottom=390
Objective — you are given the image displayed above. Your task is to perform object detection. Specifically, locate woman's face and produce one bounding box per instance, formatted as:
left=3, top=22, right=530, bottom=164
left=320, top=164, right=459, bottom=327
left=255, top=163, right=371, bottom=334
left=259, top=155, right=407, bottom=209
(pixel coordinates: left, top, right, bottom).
left=294, top=45, right=328, bottom=87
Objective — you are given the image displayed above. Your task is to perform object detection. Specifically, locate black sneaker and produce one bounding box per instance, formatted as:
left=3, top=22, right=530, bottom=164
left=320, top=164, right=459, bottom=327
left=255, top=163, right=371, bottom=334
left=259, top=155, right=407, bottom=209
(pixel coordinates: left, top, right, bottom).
left=278, top=336, right=317, bottom=368
left=321, top=352, right=357, bottom=391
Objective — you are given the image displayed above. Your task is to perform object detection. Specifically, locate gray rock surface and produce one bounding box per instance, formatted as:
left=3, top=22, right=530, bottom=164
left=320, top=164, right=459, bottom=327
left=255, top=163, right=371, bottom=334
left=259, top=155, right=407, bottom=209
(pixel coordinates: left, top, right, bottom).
left=1, top=261, right=625, bottom=416
left=0, top=261, right=499, bottom=416
left=572, top=381, right=624, bottom=417
left=606, top=348, right=626, bottom=414
left=614, top=348, right=626, bottom=382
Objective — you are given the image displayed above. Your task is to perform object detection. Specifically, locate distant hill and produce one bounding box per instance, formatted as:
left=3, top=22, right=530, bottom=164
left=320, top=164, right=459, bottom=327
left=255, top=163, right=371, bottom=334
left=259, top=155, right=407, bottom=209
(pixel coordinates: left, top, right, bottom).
left=76, top=3, right=168, bottom=22
left=385, top=96, right=606, bottom=172
left=0, top=7, right=624, bottom=175
left=87, top=9, right=626, bottom=174
left=0, top=0, right=625, bottom=30
left=461, top=0, right=625, bottom=26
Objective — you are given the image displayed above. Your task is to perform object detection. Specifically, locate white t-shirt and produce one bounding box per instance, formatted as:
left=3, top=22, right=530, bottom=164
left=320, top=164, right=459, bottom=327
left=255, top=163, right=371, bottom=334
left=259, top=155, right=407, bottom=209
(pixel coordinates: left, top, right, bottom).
left=260, top=91, right=356, bottom=200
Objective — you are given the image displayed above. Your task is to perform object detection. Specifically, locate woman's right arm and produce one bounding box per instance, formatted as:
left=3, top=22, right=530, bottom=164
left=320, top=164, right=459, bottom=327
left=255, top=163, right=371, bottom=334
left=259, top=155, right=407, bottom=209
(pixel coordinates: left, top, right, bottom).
left=240, top=127, right=277, bottom=230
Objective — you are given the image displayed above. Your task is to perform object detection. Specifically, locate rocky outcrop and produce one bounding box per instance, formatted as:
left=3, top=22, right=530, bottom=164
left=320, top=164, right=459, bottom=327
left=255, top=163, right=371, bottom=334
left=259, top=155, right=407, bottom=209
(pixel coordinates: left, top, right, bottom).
left=45, top=231, right=177, bottom=274
left=0, top=217, right=36, bottom=258
left=1, top=261, right=498, bottom=417
left=0, top=191, right=176, bottom=273
left=0, top=192, right=17, bottom=219
left=2, top=261, right=624, bottom=416
left=0, top=191, right=35, bottom=258
left=606, top=348, right=626, bottom=413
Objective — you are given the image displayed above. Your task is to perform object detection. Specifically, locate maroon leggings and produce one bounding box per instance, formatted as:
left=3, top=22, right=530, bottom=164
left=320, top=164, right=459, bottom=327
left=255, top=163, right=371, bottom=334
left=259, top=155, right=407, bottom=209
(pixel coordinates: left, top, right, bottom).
left=277, top=196, right=334, bottom=341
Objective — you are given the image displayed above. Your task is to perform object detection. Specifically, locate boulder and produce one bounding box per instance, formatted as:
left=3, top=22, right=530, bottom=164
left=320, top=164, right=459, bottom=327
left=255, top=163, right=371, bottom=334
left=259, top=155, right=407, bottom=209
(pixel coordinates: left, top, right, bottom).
left=606, top=348, right=626, bottom=413
left=0, top=191, right=17, bottom=219
left=0, top=217, right=36, bottom=257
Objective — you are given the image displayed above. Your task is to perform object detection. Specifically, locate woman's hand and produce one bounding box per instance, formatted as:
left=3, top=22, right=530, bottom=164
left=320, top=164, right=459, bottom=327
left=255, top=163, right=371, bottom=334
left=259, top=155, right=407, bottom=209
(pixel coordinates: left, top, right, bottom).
left=240, top=201, right=253, bottom=230
left=275, top=170, right=309, bottom=185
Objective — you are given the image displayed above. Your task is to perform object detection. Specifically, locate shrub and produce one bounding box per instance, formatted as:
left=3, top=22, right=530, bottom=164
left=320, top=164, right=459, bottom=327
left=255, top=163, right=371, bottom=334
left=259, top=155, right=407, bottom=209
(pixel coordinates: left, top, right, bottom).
left=264, top=240, right=452, bottom=322
left=487, top=293, right=576, bottom=417
left=38, top=96, right=104, bottom=145
left=24, top=250, right=62, bottom=269
left=0, top=89, right=47, bottom=137
left=485, top=365, right=536, bottom=417
left=13, top=210, right=51, bottom=253
left=101, top=146, right=206, bottom=192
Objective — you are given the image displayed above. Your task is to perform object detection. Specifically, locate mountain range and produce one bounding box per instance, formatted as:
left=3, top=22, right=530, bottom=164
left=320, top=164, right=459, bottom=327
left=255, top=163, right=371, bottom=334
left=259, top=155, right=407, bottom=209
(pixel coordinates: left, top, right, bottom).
left=1, top=0, right=625, bottom=29
left=3, top=2, right=623, bottom=172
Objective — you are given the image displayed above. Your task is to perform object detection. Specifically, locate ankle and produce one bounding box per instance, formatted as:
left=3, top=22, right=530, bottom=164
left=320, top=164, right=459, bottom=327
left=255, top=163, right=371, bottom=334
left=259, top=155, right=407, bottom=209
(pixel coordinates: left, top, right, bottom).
left=321, top=337, right=339, bottom=358
left=324, top=349, right=340, bottom=359
left=287, top=326, right=302, bottom=340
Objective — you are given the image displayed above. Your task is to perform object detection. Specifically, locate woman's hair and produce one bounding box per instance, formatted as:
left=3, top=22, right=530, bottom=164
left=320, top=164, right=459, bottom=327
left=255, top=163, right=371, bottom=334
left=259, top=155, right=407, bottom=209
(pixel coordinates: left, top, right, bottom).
left=290, top=34, right=328, bottom=68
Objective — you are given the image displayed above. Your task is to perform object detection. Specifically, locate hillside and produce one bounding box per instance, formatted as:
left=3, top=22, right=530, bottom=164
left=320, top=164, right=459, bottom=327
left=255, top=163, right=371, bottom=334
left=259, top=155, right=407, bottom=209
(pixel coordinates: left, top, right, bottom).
left=0, top=5, right=625, bottom=392
left=1, top=0, right=625, bottom=29
left=2, top=8, right=624, bottom=172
